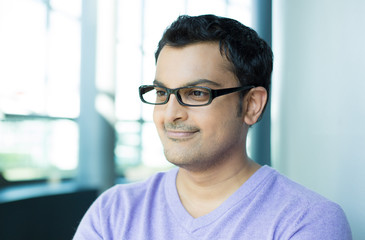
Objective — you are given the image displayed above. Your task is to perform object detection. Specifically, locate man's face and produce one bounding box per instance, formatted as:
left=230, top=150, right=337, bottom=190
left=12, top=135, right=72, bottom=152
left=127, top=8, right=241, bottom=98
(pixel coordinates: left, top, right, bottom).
left=153, top=42, right=248, bottom=171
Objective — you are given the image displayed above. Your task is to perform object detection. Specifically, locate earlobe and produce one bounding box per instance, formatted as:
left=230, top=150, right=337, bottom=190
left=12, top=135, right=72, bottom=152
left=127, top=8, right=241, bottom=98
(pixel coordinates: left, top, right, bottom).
left=243, top=87, right=267, bottom=125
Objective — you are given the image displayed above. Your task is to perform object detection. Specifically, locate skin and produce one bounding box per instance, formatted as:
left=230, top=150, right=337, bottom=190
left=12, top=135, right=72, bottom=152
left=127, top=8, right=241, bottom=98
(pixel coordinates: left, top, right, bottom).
left=153, top=42, right=267, bottom=218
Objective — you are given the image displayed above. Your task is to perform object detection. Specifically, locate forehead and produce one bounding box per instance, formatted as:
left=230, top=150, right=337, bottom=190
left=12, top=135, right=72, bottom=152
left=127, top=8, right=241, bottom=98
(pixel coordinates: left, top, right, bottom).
left=155, top=42, right=237, bottom=88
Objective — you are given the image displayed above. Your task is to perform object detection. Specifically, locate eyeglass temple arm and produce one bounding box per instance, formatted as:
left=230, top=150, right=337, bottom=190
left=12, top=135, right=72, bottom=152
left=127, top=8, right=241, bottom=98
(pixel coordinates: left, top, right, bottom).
left=211, top=85, right=255, bottom=98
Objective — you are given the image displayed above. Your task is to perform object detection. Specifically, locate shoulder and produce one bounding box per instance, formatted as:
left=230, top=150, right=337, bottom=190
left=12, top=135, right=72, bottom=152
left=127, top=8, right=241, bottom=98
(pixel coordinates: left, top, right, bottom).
left=73, top=169, right=176, bottom=239
left=262, top=166, right=352, bottom=239
left=96, top=169, right=173, bottom=211
left=262, top=166, right=334, bottom=205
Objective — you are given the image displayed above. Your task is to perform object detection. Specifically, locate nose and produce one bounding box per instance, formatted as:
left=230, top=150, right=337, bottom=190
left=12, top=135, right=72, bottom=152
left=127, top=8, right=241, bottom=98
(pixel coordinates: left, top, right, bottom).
left=163, top=94, right=188, bottom=123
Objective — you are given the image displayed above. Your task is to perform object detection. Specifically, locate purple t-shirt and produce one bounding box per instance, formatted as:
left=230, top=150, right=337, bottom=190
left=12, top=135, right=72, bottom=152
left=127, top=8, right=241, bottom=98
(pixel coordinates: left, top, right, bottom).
left=73, top=166, right=352, bottom=239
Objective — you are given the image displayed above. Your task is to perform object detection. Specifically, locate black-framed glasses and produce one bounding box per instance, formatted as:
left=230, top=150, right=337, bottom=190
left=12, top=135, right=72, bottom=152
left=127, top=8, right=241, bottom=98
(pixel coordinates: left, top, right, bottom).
left=139, top=85, right=255, bottom=107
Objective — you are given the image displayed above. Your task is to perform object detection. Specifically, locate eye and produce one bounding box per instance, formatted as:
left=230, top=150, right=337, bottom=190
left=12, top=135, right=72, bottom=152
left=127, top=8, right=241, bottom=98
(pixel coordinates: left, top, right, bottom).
left=191, top=90, right=205, bottom=97
left=156, top=90, right=166, bottom=96
left=155, top=87, right=167, bottom=97
left=187, top=88, right=210, bottom=101
left=189, top=89, right=209, bottom=96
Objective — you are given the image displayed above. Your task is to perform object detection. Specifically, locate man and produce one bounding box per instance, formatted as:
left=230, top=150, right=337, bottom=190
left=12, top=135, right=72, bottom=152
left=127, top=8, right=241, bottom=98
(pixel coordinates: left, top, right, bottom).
left=74, top=15, right=351, bottom=239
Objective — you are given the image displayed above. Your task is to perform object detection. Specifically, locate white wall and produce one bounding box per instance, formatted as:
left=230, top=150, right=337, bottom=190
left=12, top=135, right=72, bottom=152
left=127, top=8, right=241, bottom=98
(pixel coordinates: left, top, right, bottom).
left=272, top=1, right=365, bottom=238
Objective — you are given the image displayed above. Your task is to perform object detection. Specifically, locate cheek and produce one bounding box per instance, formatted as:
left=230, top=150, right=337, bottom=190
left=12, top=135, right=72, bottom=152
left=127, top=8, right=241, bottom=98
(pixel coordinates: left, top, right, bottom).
left=153, top=108, right=165, bottom=142
left=153, top=106, right=162, bottom=125
left=201, top=108, right=243, bottom=138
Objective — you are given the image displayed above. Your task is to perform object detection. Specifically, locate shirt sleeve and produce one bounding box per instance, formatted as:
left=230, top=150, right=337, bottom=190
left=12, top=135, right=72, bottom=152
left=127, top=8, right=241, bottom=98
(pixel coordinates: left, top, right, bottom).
left=289, top=201, right=352, bottom=240
left=72, top=198, right=104, bottom=240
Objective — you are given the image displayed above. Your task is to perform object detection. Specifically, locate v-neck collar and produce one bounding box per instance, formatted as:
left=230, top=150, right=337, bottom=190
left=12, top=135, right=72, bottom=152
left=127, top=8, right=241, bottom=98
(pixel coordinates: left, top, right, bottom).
left=164, top=165, right=274, bottom=233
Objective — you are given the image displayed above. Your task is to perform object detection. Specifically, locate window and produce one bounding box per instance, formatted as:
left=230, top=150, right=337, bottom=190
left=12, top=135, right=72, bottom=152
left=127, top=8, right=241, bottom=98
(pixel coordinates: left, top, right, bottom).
left=0, top=0, right=254, bottom=186
left=114, top=0, right=253, bottom=180
left=0, top=0, right=81, bottom=186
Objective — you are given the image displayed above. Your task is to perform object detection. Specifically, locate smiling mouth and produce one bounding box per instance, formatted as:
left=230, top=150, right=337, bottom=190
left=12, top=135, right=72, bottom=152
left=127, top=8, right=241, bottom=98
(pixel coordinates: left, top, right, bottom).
left=166, top=130, right=199, bottom=139
left=163, top=123, right=200, bottom=140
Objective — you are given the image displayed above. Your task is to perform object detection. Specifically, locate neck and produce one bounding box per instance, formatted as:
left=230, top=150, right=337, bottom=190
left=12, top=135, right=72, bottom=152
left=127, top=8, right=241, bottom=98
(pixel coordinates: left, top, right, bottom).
left=176, top=156, right=260, bottom=218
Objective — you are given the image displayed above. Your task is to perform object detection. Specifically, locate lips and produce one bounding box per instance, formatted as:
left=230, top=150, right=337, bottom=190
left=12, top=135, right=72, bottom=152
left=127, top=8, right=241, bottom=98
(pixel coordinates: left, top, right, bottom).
left=164, top=124, right=199, bottom=140
left=166, top=130, right=199, bottom=139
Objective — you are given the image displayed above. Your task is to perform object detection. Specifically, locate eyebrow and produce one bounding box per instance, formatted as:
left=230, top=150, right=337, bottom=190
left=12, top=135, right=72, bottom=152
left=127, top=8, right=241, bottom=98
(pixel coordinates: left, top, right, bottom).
left=153, top=79, right=222, bottom=88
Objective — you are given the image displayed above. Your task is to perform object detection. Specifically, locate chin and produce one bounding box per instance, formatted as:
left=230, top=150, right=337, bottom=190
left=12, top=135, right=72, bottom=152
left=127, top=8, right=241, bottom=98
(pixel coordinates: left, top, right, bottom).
left=164, top=151, right=215, bottom=172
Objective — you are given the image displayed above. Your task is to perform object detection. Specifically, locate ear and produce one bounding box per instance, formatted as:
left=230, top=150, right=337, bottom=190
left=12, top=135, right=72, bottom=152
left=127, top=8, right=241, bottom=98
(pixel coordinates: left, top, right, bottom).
left=243, top=87, right=267, bottom=125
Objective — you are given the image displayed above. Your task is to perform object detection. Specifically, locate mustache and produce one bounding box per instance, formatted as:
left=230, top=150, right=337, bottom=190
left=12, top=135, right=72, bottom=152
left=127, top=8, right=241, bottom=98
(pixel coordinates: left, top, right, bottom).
left=164, top=123, right=200, bottom=132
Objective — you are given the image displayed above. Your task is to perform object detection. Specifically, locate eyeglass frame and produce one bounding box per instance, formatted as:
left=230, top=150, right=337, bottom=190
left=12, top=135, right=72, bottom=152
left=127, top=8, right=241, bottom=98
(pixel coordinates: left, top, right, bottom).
left=139, top=84, right=255, bottom=107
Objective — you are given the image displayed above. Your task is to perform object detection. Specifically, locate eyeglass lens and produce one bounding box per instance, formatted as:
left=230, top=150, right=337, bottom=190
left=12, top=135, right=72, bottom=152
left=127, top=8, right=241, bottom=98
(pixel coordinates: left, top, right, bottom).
left=141, top=86, right=211, bottom=106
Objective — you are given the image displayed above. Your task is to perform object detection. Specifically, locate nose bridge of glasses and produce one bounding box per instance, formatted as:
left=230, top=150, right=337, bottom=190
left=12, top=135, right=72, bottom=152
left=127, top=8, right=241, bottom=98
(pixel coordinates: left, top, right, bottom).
left=169, top=88, right=184, bottom=105
left=161, top=89, right=183, bottom=108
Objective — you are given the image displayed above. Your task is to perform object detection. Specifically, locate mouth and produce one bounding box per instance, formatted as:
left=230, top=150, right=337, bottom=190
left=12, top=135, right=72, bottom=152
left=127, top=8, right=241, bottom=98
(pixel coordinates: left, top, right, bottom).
left=166, top=130, right=199, bottom=139
left=163, top=124, right=200, bottom=141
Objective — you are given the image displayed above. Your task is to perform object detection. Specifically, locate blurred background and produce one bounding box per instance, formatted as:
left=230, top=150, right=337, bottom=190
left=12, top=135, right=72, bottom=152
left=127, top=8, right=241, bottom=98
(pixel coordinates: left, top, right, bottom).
left=0, top=0, right=364, bottom=239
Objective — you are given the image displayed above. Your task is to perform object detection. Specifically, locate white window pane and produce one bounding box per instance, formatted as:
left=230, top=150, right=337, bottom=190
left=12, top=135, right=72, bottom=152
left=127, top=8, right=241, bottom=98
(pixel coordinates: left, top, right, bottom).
left=48, top=120, right=79, bottom=171
left=0, top=0, right=81, bottom=185
left=0, top=0, right=81, bottom=118
left=117, top=0, right=142, bottom=44
left=115, top=45, right=142, bottom=120
left=141, top=54, right=156, bottom=121
left=227, top=0, right=253, bottom=27
left=115, top=122, right=141, bottom=167
left=0, top=0, right=47, bottom=115
left=0, top=119, right=78, bottom=182
left=116, top=0, right=143, bottom=121
left=186, top=0, right=226, bottom=16
left=141, top=122, right=167, bottom=168
left=141, top=98, right=154, bottom=121
left=142, top=52, right=156, bottom=85
left=50, top=0, right=82, bottom=18
left=144, top=0, right=186, bottom=57
left=48, top=11, right=81, bottom=118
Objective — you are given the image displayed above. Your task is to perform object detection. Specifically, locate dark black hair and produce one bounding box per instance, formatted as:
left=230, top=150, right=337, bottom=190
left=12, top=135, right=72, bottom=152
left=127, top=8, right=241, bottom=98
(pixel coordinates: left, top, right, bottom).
left=155, top=14, right=273, bottom=117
